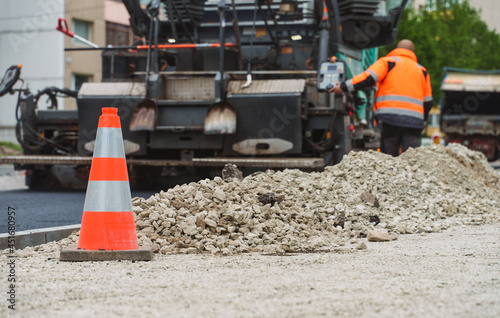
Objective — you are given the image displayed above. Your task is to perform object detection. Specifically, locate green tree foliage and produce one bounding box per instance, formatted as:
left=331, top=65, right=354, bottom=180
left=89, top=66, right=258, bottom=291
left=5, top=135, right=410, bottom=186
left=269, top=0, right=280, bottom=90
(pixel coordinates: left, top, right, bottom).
left=380, top=0, right=500, bottom=102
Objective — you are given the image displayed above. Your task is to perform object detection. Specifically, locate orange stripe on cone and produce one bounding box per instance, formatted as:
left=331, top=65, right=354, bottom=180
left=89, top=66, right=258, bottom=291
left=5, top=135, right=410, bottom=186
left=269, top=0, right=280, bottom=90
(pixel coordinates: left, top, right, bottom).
left=88, top=157, right=129, bottom=181
left=78, top=212, right=138, bottom=250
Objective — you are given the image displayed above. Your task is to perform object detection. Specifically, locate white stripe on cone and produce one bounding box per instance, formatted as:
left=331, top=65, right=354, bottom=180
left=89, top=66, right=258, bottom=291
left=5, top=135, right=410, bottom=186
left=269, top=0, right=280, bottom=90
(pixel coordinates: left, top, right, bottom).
left=93, top=127, right=126, bottom=158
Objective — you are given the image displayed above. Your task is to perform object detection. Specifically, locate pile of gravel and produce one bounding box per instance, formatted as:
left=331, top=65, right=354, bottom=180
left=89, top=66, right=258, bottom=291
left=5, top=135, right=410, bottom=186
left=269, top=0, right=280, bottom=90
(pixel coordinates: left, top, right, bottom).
left=127, top=144, right=500, bottom=255
left=8, top=144, right=500, bottom=257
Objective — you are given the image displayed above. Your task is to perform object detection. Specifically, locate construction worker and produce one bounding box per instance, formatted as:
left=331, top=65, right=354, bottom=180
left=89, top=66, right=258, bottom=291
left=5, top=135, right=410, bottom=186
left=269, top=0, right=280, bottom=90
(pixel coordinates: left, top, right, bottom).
left=330, top=39, right=433, bottom=156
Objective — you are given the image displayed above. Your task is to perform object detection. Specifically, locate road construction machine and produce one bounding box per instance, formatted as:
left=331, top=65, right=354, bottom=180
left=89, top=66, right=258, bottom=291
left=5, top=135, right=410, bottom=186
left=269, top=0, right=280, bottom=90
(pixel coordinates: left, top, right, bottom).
left=0, top=0, right=409, bottom=188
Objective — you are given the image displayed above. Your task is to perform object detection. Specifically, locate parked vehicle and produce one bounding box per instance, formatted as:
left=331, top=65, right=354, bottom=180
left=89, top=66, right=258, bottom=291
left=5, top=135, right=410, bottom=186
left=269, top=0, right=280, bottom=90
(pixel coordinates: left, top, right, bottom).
left=441, top=67, right=500, bottom=160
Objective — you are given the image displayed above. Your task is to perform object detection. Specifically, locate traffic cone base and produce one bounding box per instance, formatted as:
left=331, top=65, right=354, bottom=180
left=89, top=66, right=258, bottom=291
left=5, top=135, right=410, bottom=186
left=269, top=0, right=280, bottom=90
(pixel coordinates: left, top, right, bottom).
left=60, top=107, right=151, bottom=261
left=60, top=246, right=152, bottom=262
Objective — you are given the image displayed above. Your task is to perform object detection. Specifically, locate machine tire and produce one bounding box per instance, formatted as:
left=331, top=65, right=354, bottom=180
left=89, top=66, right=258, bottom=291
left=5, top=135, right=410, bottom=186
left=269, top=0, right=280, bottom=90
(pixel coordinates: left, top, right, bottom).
left=25, top=168, right=60, bottom=189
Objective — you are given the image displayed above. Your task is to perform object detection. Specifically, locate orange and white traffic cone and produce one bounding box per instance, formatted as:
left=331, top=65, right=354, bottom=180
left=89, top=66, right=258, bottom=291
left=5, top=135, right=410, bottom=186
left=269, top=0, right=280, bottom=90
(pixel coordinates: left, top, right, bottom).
left=61, top=107, right=151, bottom=261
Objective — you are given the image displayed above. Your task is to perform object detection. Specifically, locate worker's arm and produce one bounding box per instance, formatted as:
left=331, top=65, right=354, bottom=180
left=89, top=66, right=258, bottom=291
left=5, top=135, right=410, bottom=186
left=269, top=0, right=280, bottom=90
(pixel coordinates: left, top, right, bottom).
left=330, top=58, right=389, bottom=94
left=423, top=69, right=433, bottom=121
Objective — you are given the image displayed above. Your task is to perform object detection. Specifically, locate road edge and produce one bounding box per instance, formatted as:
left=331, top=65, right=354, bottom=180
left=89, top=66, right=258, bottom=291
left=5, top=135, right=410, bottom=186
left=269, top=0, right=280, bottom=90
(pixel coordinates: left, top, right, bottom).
left=0, top=224, right=80, bottom=249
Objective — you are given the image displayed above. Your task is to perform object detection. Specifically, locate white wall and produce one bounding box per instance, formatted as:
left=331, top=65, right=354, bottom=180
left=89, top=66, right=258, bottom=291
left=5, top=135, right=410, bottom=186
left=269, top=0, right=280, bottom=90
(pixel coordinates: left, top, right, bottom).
left=469, top=0, right=500, bottom=32
left=0, top=0, right=65, bottom=143
left=410, top=0, right=500, bottom=32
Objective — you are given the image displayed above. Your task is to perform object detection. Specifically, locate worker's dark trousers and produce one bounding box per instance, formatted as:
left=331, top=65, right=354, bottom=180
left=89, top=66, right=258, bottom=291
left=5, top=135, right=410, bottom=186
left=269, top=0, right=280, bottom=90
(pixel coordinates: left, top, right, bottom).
left=380, top=123, right=421, bottom=157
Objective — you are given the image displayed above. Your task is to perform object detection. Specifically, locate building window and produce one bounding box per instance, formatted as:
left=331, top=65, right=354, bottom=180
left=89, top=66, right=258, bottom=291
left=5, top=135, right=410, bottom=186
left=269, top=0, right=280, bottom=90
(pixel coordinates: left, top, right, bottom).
left=73, top=19, right=92, bottom=46
left=106, top=22, right=132, bottom=46
left=72, top=74, right=92, bottom=91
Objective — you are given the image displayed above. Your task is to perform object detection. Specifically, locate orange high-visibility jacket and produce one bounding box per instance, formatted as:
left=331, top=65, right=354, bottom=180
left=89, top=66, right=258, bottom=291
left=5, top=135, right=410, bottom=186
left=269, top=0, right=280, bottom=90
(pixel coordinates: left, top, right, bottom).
left=341, top=48, right=433, bottom=129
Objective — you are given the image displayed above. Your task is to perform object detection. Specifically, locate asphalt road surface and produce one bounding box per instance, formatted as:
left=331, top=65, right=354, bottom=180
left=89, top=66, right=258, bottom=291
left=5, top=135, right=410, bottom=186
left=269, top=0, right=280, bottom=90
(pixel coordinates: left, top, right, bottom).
left=0, top=166, right=156, bottom=233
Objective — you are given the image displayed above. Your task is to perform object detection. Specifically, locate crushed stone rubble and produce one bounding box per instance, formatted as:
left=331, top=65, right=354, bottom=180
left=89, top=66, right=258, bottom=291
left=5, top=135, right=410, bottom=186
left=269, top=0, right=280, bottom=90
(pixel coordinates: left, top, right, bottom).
left=7, top=144, right=500, bottom=257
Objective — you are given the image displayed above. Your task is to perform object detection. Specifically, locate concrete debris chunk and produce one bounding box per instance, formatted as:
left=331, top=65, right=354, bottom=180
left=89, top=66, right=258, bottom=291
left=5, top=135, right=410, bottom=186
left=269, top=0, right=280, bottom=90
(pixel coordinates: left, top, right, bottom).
left=369, top=215, right=380, bottom=225
left=333, top=212, right=346, bottom=228
left=367, top=231, right=397, bottom=242
left=356, top=242, right=368, bottom=250
left=222, top=163, right=243, bottom=181
left=257, top=193, right=281, bottom=206
left=360, top=191, right=380, bottom=208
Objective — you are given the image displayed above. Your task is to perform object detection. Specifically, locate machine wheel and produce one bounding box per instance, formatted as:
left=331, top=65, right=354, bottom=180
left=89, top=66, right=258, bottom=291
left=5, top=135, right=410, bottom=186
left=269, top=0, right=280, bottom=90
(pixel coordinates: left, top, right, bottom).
left=25, top=168, right=60, bottom=189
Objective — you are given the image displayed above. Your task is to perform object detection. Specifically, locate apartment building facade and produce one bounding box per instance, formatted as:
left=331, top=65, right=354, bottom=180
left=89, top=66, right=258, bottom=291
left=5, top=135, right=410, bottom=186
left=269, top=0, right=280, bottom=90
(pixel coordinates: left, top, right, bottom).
left=0, top=0, right=131, bottom=143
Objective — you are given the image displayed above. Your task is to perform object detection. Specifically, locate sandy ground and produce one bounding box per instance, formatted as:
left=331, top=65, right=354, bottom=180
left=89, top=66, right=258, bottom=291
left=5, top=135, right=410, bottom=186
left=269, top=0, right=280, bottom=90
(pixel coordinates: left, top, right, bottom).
left=1, top=224, right=499, bottom=318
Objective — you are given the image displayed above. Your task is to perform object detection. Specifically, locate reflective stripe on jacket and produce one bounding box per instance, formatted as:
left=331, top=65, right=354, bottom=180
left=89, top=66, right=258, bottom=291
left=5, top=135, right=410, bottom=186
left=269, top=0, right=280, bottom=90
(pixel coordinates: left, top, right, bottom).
left=343, top=48, right=433, bottom=129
